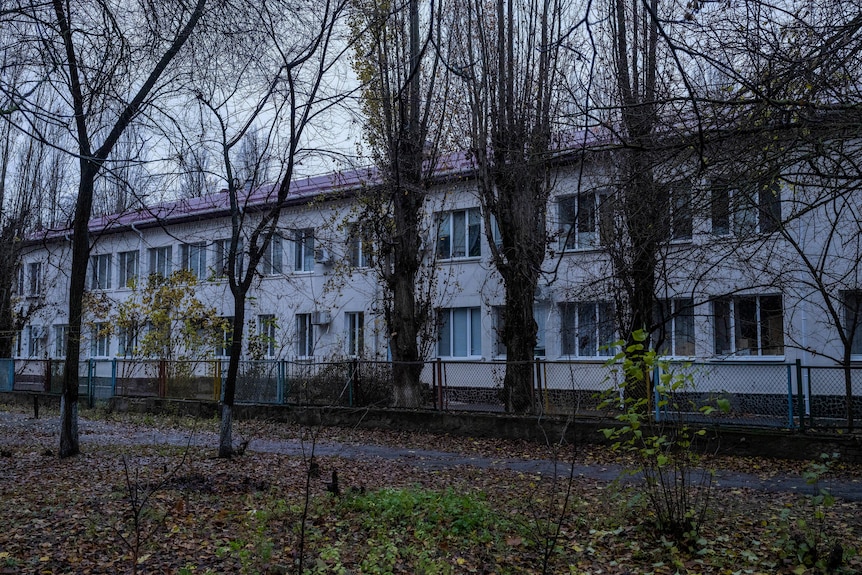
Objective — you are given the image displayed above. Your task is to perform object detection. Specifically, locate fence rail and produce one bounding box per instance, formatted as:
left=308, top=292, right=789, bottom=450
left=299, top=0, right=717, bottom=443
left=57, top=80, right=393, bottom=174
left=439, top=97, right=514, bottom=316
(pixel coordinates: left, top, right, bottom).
left=1, top=357, right=860, bottom=430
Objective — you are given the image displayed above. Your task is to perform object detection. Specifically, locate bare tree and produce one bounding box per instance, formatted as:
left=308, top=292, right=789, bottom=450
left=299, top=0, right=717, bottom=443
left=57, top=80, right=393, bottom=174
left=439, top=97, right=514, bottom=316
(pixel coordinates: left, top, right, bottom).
left=449, top=0, right=569, bottom=412
left=2, top=0, right=209, bottom=457
left=189, top=0, right=350, bottom=457
left=349, top=0, right=451, bottom=406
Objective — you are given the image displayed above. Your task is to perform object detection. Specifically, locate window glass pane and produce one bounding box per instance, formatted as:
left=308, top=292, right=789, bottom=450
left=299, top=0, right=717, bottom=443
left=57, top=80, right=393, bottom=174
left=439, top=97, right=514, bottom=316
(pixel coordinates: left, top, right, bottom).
left=671, top=184, right=692, bottom=241
left=598, top=302, right=615, bottom=356
left=675, top=299, right=695, bottom=356
left=578, top=303, right=596, bottom=356
left=452, top=211, right=466, bottom=257
left=559, top=197, right=576, bottom=250
left=759, top=182, right=781, bottom=234
left=734, top=296, right=758, bottom=354
left=470, top=307, right=481, bottom=356
left=438, top=310, right=451, bottom=356
left=845, top=291, right=862, bottom=355
left=534, top=305, right=546, bottom=356
left=734, top=188, right=758, bottom=236
left=714, top=298, right=731, bottom=354
left=468, top=209, right=481, bottom=257
left=452, top=308, right=468, bottom=356
left=712, top=187, right=730, bottom=235
left=759, top=295, right=784, bottom=355
left=436, top=214, right=451, bottom=258
left=577, top=193, right=597, bottom=247
left=560, top=303, right=576, bottom=355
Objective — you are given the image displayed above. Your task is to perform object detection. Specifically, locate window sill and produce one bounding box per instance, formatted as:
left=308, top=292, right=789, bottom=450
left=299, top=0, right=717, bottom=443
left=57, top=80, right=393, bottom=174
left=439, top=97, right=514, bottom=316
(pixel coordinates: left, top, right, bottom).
left=437, top=257, right=482, bottom=263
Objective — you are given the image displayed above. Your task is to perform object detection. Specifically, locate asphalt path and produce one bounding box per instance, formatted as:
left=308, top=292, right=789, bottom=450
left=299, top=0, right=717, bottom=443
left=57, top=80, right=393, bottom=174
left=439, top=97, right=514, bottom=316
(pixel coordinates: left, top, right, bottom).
left=3, top=411, right=862, bottom=501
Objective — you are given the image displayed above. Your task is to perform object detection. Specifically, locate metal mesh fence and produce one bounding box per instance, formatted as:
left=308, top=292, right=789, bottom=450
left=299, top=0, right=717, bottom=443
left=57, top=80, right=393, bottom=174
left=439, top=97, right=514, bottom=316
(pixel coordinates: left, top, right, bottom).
left=3, top=356, right=861, bottom=431
left=655, top=361, right=793, bottom=428
left=802, top=366, right=862, bottom=428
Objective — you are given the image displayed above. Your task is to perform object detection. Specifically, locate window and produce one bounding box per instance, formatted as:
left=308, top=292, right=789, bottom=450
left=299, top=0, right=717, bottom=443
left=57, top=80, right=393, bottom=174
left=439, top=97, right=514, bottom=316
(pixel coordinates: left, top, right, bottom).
left=53, top=325, right=68, bottom=358
left=16, top=266, right=24, bottom=295
left=712, top=181, right=781, bottom=236
left=15, top=330, right=22, bottom=357
left=437, top=307, right=482, bottom=357
left=118, top=251, right=139, bottom=288
left=347, top=224, right=372, bottom=268
left=559, top=191, right=612, bottom=250
left=842, top=291, right=862, bottom=356
left=180, top=242, right=207, bottom=279
left=436, top=208, right=481, bottom=259
left=293, top=229, right=314, bottom=272
left=258, top=314, right=278, bottom=358
left=713, top=295, right=784, bottom=356
left=89, top=253, right=112, bottom=290
left=295, top=313, right=313, bottom=357
left=494, top=306, right=546, bottom=357
left=28, top=325, right=45, bottom=357
left=345, top=312, right=364, bottom=357
left=263, top=235, right=283, bottom=275
left=560, top=302, right=615, bottom=357
left=28, top=262, right=42, bottom=295
left=215, top=317, right=234, bottom=357
left=148, top=246, right=172, bottom=277
left=90, top=323, right=110, bottom=357
left=655, top=299, right=695, bottom=356
left=214, top=238, right=243, bottom=278
left=117, top=326, right=137, bottom=357
left=669, top=182, right=693, bottom=242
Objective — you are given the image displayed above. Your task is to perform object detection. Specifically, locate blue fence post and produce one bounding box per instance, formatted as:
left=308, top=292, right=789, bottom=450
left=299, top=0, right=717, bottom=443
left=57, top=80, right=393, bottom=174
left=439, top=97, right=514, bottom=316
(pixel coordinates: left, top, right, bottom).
left=653, top=365, right=661, bottom=422
left=795, top=359, right=805, bottom=432
left=111, top=358, right=117, bottom=398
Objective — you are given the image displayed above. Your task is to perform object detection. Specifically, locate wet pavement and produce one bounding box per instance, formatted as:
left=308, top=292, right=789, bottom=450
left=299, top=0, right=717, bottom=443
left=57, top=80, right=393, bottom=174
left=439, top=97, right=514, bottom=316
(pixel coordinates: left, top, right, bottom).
left=2, top=410, right=862, bottom=501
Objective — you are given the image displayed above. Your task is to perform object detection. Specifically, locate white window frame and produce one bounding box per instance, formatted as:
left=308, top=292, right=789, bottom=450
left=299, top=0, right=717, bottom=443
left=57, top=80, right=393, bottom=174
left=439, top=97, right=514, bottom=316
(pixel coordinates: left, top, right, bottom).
left=262, top=235, right=283, bottom=275
left=712, top=182, right=781, bottom=237
left=437, top=307, right=482, bottom=358
left=148, top=246, right=172, bottom=278
left=258, top=314, right=278, bottom=358
left=89, top=253, right=112, bottom=290
left=293, top=229, right=314, bottom=272
left=436, top=208, right=482, bottom=260
left=28, top=261, right=42, bottom=296
left=53, top=325, right=68, bottom=358
left=28, top=325, right=45, bottom=358
left=117, top=326, right=138, bottom=357
left=347, top=224, right=371, bottom=268
left=295, top=313, right=313, bottom=357
left=669, top=182, right=693, bottom=242
left=181, top=242, right=207, bottom=280
left=655, top=298, right=695, bottom=357
left=560, top=301, right=615, bottom=357
left=345, top=311, right=364, bottom=358
left=118, top=250, right=139, bottom=288
left=90, top=323, right=110, bottom=358
left=215, top=317, right=234, bottom=358
left=713, top=294, right=784, bottom=357
left=558, top=191, right=611, bottom=251
left=214, top=238, right=243, bottom=278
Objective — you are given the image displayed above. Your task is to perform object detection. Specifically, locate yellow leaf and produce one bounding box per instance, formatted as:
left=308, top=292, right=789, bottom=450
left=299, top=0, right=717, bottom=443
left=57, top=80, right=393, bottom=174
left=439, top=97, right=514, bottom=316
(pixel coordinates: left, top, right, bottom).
left=39, top=556, right=50, bottom=562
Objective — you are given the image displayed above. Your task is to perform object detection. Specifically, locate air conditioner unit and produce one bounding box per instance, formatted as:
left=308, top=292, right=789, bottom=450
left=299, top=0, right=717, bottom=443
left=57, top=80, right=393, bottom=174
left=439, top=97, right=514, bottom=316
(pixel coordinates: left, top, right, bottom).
left=311, top=310, right=331, bottom=325
left=314, top=247, right=333, bottom=265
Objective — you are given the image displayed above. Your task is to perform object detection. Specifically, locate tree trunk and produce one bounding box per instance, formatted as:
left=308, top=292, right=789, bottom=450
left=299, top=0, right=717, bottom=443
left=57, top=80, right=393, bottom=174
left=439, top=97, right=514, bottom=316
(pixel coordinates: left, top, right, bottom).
left=60, top=169, right=97, bottom=458
left=503, top=281, right=538, bottom=413
left=219, top=292, right=246, bottom=458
